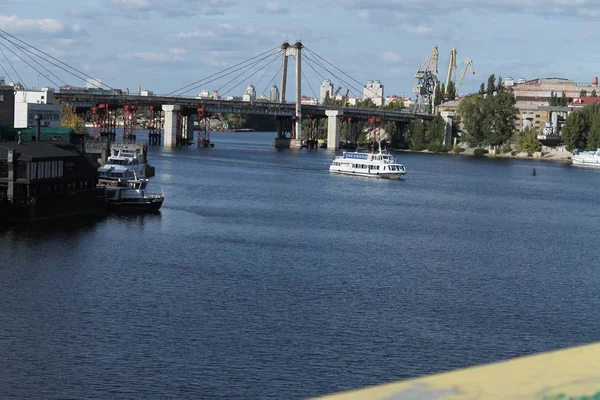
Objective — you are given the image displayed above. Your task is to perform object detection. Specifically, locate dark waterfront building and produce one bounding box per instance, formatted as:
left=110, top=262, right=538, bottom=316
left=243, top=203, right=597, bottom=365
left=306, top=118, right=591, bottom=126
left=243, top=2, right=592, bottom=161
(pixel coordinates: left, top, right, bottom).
left=0, top=85, right=16, bottom=128
left=0, top=140, right=106, bottom=222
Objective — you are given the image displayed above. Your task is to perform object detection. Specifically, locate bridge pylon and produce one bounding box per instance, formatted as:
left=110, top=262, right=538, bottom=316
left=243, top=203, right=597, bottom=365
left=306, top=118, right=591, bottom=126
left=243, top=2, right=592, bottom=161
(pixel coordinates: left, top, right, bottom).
left=278, top=41, right=303, bottom=149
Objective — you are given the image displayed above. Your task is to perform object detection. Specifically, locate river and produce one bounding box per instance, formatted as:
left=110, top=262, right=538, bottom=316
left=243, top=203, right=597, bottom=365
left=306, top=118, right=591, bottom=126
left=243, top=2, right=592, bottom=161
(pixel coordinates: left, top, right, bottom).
left=1, top=131, right=600, bottom=399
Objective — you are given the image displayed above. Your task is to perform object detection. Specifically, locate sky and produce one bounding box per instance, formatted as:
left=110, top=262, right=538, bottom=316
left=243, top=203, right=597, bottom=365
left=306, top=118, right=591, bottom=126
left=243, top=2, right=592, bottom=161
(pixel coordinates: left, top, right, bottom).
left=1, top=0, right=600, bottom=100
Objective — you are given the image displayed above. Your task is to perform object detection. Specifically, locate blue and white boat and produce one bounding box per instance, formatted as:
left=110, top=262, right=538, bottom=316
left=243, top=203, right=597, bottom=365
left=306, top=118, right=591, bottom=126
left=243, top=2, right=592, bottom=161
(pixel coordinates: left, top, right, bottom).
left=329, top=144, right=406, bottom=179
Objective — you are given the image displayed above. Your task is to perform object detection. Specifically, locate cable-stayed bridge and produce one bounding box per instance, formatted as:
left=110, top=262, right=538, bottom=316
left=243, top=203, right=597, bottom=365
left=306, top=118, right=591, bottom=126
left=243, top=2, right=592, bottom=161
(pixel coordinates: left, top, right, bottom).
left=0, top=31, right=436, bottom=149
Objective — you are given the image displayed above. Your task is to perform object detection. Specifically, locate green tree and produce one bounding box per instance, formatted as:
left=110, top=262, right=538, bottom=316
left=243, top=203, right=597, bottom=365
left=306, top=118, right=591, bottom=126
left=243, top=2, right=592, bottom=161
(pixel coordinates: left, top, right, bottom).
left=561, top=112, right=588, bottom=151
left=496, top=76, right=504, bottom=93
left=479, top=83, right=485, bottom=95
left=446, top=81, right=457, bottom=101
left=458, top=93, right=486, bottom=146
left=592, top=89, right=598, bottom=97
left=587, top=113, right=600, bottom=149
left=434, top=82, right=444, bottom=106
left=358, top=97, right=378, bottom=108
left=559, top=91, right=569, bottom=106
left=484, top=91, right=518, bottom=147
left=426, top=115, right=446, bottom=149
left=61, top=106, right=87, bottom=135
left=519, top=128, right=541, bottom=155
left=383, top=99, right=404, bottom=110
left=486, top=74, right=496, bottom=95
left=549, top=91, right=557, bottom=106
left=408, top=119, right=427, bottom=150
left=580, top=89, right=588, bottom=97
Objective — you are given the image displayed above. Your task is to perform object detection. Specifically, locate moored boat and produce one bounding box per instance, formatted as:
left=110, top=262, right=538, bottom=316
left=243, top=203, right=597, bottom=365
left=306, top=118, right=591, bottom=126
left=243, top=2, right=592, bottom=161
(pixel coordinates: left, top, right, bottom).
left=98, top=144, right=155, bottom=180
left=572, top=149, right=600, bottom=167
left=329, top=144, right=406, bottom=179
left=99, top=178, right=164, bottom=212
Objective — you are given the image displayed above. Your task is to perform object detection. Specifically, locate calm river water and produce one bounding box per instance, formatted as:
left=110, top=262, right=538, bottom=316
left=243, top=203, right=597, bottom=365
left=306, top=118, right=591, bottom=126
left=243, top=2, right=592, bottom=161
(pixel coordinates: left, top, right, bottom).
left=2, top=131, right=600, bottom=399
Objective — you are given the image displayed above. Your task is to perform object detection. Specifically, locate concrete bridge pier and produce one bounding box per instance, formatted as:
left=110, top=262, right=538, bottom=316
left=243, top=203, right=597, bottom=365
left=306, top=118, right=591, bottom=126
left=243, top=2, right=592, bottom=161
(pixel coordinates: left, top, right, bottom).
left=162, top=104, right=180, bottom=147
left=326, top=110, right=343, bottom=150
left=441, top=111, right=455, bottom=147
left=181, top=114, right=194, bottom=145
left=274, top=117, right=294, bottom=149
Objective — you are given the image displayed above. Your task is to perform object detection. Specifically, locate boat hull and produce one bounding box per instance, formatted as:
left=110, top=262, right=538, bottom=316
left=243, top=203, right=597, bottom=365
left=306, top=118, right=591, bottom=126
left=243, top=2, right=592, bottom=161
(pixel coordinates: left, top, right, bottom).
left=572, top=158, right=600, bottom=167
left=107, top=198, right=163, bottom=212
left=329, top=168, right=405, bottom=179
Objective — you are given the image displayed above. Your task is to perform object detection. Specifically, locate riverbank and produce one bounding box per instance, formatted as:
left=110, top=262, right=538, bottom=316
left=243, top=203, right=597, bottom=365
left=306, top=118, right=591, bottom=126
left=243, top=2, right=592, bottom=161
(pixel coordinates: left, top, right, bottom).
left=395, top=146, right=573, bottom=163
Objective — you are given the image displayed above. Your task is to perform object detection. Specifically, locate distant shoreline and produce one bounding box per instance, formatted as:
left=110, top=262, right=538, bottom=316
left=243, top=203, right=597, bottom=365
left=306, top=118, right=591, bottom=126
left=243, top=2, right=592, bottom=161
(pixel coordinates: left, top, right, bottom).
left=393, top=147, right=573, bottom=164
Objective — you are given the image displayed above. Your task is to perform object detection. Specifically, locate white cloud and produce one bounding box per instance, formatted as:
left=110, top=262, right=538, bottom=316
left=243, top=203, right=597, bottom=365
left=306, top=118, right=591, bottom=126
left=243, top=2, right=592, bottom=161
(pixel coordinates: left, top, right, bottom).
left=105, top=0, right=238, bottom=16
left=402, top=24, right=433, bottom=36
left=258, top=2, right=289, bottom=13
left=108, top=0, right=151, bottom=8
left=381, top=52, right=401, bottom=63
left=337, top=0, right=600, bottom=18
left=358, top=9, right=370, bottom=20
left=168, top=48, right=187, bottom=55
left=116, top=51, right=185, bottom=63
left=0, top=14, right=65, bottom=34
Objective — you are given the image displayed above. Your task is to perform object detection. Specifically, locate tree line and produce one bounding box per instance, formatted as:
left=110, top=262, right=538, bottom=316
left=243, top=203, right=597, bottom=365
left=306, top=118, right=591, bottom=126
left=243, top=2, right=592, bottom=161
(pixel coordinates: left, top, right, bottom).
left=560, top=103, right=600, bottom=151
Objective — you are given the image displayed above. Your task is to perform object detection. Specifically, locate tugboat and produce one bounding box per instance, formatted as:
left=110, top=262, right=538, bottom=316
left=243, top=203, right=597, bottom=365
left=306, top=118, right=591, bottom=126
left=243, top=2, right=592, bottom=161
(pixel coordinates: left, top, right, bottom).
left=99, top=176, right=164, bottom=212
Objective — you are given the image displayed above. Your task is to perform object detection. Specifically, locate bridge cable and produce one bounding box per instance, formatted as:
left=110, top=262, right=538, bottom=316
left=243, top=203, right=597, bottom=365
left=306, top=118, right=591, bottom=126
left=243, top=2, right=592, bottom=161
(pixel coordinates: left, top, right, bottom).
left=302, top=52, right=362, bottom=98
left=304, top=47, right=382, bottom=99
left=0, top=61, right=13, bottom=84
left=167, top=46, right=282, bottom=96
left=176, top=48, right=281, bottom=97
left=0, top=29, right=113, bottom=89
left=0, top=41, right=26, bottom=88
left=0, top=35, right=66, bottom=87
left=301, top=68, right=318, bottom=101
left=302, top=54, right=328, bottom=87
left=169, top=48, right=281, bottom=96
left=0, top=32, right=104, bottom=89
left=0, top=39, right=61, bottom=88
left=254, top=52, right=280, bottom=93
left=259, top=66, right=282, bottom=98
left=302, top=53, right=362, bottom=99
left=218, top=51, right=282, bottom=98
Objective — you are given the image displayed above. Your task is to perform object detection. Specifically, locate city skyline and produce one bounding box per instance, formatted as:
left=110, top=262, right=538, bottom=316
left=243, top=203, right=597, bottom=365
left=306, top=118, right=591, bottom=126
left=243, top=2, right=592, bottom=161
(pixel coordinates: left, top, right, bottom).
left=2, top=0, right=600, bottom=99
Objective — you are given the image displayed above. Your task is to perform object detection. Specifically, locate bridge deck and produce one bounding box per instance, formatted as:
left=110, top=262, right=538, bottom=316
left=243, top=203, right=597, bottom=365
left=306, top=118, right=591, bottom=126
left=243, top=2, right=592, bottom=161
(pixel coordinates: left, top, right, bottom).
left=312, top=342, right=600, bottom=399
left=54, top=93, right=434, bottom=122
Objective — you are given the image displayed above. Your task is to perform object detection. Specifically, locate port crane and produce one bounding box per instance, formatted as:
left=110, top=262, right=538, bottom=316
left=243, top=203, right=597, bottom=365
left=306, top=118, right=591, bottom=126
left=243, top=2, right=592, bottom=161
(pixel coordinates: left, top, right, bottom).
left=456, top=58, right=475, bottom=92
left=413, top=45, right=439, bottom=113
left=444, top=46, right=457, bottom=95
left=332, top=86, right=341, bottom=99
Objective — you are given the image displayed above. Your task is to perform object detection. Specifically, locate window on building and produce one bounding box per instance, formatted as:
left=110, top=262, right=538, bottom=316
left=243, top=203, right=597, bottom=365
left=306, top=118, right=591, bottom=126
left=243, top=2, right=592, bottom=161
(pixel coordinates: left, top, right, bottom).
left=0, top=95, right=4, bottom=101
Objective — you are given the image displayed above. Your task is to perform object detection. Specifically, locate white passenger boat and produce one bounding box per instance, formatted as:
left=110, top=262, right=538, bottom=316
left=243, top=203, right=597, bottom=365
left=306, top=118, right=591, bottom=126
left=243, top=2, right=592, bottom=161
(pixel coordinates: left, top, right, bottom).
left=98, top=145, right=154, bottom=181
left=329, top=145, right=406, bottom=179
left=99, top=178, right=164, bottom=212
left=572, top=149, right=600, bottom=167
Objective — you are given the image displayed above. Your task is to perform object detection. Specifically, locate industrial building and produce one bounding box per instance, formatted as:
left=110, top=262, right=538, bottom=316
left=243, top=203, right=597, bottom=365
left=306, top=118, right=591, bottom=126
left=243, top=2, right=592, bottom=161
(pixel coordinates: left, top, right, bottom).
left=14, top=88, right=62, bottom=129
left=509, top=77, right=600, bottom=104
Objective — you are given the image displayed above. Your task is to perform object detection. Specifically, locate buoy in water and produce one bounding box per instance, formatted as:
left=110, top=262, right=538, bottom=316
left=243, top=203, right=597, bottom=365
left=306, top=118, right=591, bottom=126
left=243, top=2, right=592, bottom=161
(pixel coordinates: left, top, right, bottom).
left=532, top=168, right=537, bottom=176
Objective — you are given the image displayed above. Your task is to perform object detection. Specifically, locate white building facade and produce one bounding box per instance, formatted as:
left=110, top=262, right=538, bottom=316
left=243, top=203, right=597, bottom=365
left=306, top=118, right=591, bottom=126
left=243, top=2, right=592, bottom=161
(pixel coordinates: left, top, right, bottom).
left=320, top=79, right=334, bottom=103
left=242, top=84, right=256, bottom=102
left=269, top=85, right=279, bottom=102
left=14, top=88, right=62, bottom=128
left=364, top=80, right=384, bottom=106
